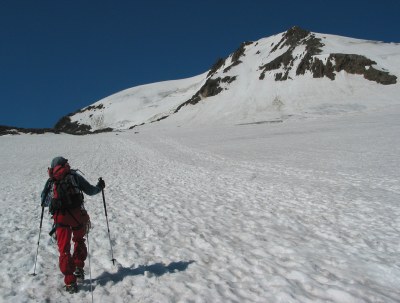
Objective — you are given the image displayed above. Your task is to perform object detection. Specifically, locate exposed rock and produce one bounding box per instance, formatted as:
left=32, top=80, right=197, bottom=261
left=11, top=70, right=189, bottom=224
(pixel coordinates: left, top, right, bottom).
left=306, top=53, right=397, bottom=84
left=304, top=35, right=325, bottom=53
left=295, top=36, right=325, bottom=75
left=199, top=78, right=223, bottom=97
left=175, top=77, right=225, bottom=113
left=151, top=115, right=169, bottom=123
left=177, top=93, right=201, bottom=110
left=223, top=41, right=253, bottom=73
left=0, top=125, right=58, bottom=136
left=223, top=60, right=242, bottom=73
left=129, top=123, right=145, bottom=129
left=78, top=103, right=104, bottom=113
left=310, top=57, right=335, bottom=80
left=281, top=26, right=310, bottom=48
left=208, top=42, right=253, bottom=76
left=259, top=26, right=396, bottom=85
left=221, top=76, right=237, bottom=83
left=259, top=49, right=294, bottom=80
left=331, top=54, right=375, bottom=74
left=92, top=127, right=114, bottom=134
left=207, top=58, right=226, bottom=77
left=54, top=115, right=113, bottom=135
left=1, top=115, right=112, bottom=136
left=274, top=71, right=290, bottom=81
left=271, top=26, right=310, bottom=53
left=232, top=41, right=253, bottom=62
left=364, top=67, right=397, bottom=85
left=296, top=53, right=314, bottom=76
left=53, top=102, right=115, bottom=135
left=260, top=26, right=325, bottom=81
left=175, top=40, right=249, bottom=113
left=54, top=115, right=92, bottom=134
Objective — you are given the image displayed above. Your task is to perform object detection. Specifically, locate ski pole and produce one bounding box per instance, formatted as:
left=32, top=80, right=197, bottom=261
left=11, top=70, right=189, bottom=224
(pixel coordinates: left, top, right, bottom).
left=99, top=178, right=116, bottom=265
left=31, top=206, right=45, bottom=276
left=86, top=224, right=94, bottom=303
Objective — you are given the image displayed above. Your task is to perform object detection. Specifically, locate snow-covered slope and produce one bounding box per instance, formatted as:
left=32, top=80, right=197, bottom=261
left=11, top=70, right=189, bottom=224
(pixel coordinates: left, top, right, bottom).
left=55, top=26, right=400, bottom=134
left=1, top=106, right=400, bottom=302
left=61, top=73, right=207, bottom=131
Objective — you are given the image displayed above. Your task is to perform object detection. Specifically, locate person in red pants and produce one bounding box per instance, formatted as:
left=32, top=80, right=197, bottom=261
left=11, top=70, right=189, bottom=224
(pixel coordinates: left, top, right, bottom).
left=41, top=156, right=105, bottom=293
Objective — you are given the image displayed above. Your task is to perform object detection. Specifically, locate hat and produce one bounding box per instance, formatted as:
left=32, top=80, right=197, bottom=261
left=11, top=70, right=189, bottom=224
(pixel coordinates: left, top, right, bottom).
left=51, top=156, right=68, bottom=168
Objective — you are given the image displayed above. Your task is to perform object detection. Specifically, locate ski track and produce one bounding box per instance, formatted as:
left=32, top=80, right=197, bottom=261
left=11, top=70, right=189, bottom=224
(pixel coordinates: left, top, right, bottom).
left=0, top=109, right=400, bottom=302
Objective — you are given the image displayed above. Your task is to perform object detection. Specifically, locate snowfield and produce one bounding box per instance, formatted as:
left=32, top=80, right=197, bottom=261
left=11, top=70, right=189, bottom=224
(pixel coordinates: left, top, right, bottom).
left=1, top=107, right=400, bottom=303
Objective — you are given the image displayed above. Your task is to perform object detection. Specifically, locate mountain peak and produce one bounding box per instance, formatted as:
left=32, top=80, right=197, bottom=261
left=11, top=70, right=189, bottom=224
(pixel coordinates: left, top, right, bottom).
left=282, top=25, right=311, bottom=45
left=53, top=27, right=400, bottom=134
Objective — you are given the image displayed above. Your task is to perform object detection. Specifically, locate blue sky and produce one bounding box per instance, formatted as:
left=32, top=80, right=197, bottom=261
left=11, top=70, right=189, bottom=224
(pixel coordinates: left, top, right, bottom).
left=1, top=0, right=399, bottom=128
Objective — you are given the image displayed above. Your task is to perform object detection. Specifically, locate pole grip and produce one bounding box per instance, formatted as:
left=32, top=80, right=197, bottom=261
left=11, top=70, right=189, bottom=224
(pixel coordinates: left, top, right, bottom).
left=39, top=206, right=45, bottom=229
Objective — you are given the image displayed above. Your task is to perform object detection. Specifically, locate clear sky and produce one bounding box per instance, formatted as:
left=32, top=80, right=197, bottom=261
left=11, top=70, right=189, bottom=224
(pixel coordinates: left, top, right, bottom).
left=1, top=0, right=399, bottom=128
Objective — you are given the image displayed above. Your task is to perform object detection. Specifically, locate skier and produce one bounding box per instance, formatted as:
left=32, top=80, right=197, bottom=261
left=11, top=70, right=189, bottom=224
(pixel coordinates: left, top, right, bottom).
left=41, top=156, right=105, bottom=293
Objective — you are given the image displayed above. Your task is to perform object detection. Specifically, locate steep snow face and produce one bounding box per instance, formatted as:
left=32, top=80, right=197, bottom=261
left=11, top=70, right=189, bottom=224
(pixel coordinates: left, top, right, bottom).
left=57, top=27, right=400, bottom=133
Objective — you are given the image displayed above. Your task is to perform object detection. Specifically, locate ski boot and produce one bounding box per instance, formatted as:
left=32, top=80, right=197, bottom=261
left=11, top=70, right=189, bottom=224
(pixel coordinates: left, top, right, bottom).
left=74, top=267, right=85, bottom=281
left=64, top=282, right=78, bottom=294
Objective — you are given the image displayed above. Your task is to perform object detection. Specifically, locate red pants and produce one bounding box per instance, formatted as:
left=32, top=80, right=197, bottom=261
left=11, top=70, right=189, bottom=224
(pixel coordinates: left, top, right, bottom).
left=53, top=208, right=90, bottom=285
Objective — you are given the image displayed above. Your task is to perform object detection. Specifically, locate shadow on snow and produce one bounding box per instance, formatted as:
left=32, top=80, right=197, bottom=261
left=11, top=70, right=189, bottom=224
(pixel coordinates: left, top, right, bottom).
left=94, top=260, right=195, bottom=286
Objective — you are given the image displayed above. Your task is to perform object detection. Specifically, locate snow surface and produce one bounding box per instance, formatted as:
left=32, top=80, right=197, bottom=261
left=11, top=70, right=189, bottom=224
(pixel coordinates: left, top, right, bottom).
left=1, top=105, right=400, bottom=302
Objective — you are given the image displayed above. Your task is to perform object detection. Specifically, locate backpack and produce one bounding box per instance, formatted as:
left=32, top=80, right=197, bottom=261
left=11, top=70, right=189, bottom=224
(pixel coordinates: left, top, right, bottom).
left=48, top=162, right=84, bottom=214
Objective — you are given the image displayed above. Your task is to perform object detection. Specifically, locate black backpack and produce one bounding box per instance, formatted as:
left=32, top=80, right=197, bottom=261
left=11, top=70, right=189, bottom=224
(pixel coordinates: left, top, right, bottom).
left=48, top=163, right=84, bottom=214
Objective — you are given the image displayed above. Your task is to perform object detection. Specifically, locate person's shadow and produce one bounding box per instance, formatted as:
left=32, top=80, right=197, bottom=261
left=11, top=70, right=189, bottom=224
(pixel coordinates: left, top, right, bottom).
left=93, top=260, right=195, bottom=286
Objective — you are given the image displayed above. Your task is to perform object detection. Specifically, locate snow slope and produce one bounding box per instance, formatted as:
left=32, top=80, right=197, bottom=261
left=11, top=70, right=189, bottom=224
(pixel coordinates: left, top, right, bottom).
left=1, top=105, right=399, bottom=302
left=63, top=28, right=400, bottom=132
left=70, top=73, right=207, bottom=130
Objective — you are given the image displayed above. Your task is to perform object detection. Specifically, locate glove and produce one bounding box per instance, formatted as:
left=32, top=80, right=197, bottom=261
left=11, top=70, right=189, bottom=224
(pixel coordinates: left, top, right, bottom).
left=97, top=178, right=105, bottom=189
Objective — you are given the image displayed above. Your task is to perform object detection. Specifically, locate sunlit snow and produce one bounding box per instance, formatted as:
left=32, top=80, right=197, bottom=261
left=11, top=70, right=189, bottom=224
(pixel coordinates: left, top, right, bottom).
left=0, top=29, right=399, bottom=303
